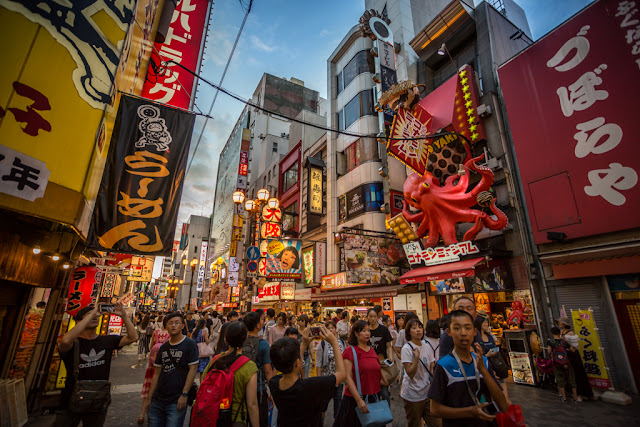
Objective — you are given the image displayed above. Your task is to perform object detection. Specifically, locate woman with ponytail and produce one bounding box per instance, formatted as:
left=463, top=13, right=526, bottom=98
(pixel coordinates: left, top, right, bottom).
left=202, top=322, right=259, bottom=426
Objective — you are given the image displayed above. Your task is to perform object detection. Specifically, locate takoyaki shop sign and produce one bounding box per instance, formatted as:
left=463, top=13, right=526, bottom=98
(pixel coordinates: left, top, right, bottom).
left=404, top=240, right=479, bottom=266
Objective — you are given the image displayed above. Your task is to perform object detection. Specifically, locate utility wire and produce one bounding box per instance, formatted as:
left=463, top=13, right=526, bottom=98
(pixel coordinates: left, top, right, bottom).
left=185, top=0, right=253, bottom=178
left=163, top=60, right=478, bottom=144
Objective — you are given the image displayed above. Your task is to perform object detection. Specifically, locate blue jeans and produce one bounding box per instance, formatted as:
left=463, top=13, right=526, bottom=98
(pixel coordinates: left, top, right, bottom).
left=380, top=384, right=390, bottom=403
left=148, top=399, right=188, bottom=427
left=333, top=384, right=344, bottom=418
left=303, top=354, right=311, bottom=378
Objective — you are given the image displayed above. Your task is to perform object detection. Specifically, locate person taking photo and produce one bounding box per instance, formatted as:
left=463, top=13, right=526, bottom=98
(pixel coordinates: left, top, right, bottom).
left=269, top=325, right=346, bottom=427
left=56, top=303, right=138, bottom=427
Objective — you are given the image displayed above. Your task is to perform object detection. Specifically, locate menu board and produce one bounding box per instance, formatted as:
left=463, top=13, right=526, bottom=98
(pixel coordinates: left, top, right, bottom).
left=509, top=352, right=535, bottom=385
left=343, top=235, right=406, bottom=285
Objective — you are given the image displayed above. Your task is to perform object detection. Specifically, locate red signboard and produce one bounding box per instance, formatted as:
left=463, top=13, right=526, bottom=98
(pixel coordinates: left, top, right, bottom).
left=498, top=0, right=640, bottom=244
left=66, top=266, right=102, bottom=316
left=140, top=0, right=210, bottom=109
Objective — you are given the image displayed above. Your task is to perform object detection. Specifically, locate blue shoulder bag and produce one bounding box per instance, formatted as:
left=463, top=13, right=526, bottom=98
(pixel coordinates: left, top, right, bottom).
left=351, top=346, right=393, bottom=427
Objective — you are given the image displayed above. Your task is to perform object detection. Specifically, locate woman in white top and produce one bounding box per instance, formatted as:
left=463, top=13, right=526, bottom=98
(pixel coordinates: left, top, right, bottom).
left=423, top=320, right=441, bottom=363
left=401, top=318, right=441, bottom=427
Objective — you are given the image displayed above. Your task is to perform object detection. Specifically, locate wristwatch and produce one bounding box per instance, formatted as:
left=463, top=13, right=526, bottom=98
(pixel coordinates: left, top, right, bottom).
left=181, top=392, right=188, bottom=397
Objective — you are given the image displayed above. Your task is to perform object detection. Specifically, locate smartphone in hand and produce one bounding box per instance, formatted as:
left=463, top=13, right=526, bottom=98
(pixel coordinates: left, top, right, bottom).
left=310, top=326, right=321, bottom=337
left=483, top=401, right=500, bottom=416
left=383, top=359, right=394, bottom=367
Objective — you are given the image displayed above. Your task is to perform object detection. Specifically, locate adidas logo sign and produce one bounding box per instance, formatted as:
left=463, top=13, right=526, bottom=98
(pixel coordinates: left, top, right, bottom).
left=78, top=349, right=106, bottom=369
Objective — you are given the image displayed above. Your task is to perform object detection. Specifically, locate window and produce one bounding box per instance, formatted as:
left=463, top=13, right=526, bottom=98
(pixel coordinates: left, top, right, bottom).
left=282, top=162, right=298, bottom=193
left=273, top=142, right=278, bottom=152
left=336, top=50, right=375, bottom=94
left=268, top=171, right=271, bottom=181
left=344, top=137, right=380, bottom=171
left=338, top=89, right=376, bottom=131
left=283, top=203, right=298, bottom=231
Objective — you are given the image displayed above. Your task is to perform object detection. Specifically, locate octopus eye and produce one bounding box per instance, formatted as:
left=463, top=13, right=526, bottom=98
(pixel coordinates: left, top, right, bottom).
left=422, top=182, right=430, bottom=189
left=411, top=197, right=418, bottom=204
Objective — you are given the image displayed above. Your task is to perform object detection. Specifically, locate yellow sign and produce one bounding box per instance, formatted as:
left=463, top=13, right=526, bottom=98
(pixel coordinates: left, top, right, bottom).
left=233, top=214, right=243, bottom=228
left=267, top=240, right=284, bottom=255
left=230, top=242, right=237, bottom=257
left=127, top=256, right=154, bottom=282
left=309, top=166, right=323, bottom=215
left=571, top=309, right=611, bottom=389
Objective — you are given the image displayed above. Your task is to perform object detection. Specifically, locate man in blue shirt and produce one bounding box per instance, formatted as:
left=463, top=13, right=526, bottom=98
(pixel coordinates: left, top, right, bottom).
left=243, top=312, right=273, bottom=426
left=428, top=310, right=508, bottom=426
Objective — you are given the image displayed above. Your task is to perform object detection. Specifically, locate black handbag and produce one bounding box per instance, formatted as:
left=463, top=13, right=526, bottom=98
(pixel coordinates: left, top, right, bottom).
left=166, top=350, right=198, bottom=405
left=489, top=352, right=509, bottom=379
left=69, top=341, right=112, bottom=414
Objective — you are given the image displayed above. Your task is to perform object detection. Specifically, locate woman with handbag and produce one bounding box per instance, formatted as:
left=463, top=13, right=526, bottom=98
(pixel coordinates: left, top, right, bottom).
left=192, top=319, right=213, bottom=382
left=401, top=318, right=441, bottom=427
left=475, top=316, right=511, bottom=404
left=138, top=316, right=170, bottom=424
left=334, top=320, right=392, bottom=427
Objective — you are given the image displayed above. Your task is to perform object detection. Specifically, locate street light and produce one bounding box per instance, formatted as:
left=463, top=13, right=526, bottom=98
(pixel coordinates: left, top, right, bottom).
left=257, top=188, right=270, bottom=202
left=244, top=199, right=256, bottom=212
left=268, top=198, right=279, bottom=209
left=232, top=191, right=245, bottom=205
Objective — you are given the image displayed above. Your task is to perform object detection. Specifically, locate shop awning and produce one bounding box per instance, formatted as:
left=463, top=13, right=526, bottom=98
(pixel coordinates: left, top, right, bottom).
left=399, top=257, right=485, bottom=284
left=312, top=284, right=405, bottom=302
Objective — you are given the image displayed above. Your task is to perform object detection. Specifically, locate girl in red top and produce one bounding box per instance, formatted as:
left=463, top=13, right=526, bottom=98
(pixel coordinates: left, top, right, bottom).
left=334, top=320, right=383, bottom=426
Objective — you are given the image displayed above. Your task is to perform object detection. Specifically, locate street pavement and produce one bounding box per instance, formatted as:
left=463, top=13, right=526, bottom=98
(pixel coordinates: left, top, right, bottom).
left=27, top=343, right=640, bottom=426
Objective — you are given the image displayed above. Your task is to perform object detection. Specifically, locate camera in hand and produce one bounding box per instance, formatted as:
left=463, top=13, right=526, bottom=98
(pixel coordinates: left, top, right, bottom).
left=310, top=326, right=321, bottom=337
left=99, top=303, right=115, bottom=313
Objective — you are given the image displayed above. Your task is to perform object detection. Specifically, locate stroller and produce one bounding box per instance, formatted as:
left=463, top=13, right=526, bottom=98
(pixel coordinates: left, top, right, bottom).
left=535, top=355, right=556, bottom=390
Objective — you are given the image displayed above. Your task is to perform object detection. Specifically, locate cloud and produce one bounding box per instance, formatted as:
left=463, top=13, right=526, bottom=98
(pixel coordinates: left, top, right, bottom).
left=319, top=29, right=330, bottom=37
left=250, top=35, right=277, bottom=52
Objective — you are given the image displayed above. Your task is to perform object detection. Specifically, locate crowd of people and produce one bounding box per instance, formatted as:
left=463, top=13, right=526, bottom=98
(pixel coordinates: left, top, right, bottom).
left=55, top=297, right=596, bottom=427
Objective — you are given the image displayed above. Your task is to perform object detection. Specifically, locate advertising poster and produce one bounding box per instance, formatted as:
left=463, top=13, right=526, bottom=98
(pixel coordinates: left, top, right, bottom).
left=471, top=261, right=511, bottom=292
left=343, top=235, right=406, bottom=285
left=266, top=239, right=303, bottom=281
left=509, top=352, right=535, bottom=385
left=571, top=309, right=611, bottom=389
left=344, top=182, right=384, bottom=221
left=428, top=277, right=467, bottom=295
left=302, top=247, right=314, bottom=285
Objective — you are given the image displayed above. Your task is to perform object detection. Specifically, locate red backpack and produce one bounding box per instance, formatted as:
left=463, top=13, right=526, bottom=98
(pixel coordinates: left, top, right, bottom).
left=191, top=355, right=250, bottom=427
left=552, top=341, right=569, bottom=368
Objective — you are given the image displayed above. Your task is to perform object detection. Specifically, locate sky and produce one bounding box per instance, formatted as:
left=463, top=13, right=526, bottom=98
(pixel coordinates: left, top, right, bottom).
left=155, top=0, right=595, bottom=279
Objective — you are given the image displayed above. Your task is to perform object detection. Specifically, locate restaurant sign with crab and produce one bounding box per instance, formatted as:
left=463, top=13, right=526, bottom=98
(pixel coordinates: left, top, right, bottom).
left=382, top=65, right=508, bottom=257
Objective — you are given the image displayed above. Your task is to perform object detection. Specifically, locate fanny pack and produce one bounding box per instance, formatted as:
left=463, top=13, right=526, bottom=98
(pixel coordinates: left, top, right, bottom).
left=69, top=341, right=111, bottom=414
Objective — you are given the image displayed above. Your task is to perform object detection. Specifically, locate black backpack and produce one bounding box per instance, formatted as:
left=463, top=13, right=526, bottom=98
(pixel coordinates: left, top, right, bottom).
left=242, top=335, right=262, bottom=362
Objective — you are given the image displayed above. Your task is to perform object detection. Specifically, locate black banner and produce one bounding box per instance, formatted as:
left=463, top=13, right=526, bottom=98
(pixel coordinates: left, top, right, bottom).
left=87, top=95, right=195, bottom=256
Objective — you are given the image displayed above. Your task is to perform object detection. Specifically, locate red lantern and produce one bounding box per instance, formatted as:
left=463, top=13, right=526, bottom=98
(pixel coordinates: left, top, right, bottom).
left=66, top=266, right=102, bottom=316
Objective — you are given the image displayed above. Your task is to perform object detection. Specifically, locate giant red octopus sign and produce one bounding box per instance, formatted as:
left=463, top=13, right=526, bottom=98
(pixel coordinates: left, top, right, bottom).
left=382, top=66, right=507, bottom=247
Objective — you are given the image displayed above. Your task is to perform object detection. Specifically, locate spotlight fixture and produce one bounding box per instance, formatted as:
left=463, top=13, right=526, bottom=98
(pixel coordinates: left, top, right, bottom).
left=63, top=263, right=70, bottom=269
left=437, top=43, right=446, bottom=55
left=33, top=246, right=41, bottom=255
left=52, top=254, right=60, bottom=261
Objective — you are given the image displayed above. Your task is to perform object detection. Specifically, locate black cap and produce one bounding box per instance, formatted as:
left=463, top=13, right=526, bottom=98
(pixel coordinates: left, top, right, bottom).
left=74, top=305, right=95, bottom=322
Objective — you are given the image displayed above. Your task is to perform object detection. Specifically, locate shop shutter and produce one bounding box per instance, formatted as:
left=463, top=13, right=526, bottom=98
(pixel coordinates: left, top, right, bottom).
left=553, top=283, right=618, bottom=389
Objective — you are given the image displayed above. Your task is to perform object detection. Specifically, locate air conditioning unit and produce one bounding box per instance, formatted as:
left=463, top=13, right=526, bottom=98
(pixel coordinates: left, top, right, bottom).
left=336, top=152, right=346, bottom=176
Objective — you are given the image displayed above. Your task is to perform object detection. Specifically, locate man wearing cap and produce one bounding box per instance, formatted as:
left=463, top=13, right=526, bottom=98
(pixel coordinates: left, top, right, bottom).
left=56, top=303, right=138, bottom=426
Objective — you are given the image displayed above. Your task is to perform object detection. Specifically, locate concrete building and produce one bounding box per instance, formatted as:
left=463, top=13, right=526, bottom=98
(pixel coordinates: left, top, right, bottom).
left=176, top=215, right=211, bottom=309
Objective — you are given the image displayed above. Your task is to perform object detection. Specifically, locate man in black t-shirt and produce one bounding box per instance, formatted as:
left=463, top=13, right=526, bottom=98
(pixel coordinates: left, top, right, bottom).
left=428, top=310, right=509, bottom=426
left=56, top=303, right=138, bottom=427
left=269, top=325, right=345, bottom=427
left=439, top=297, right=480, bottom=358
left=144, top=312, right=199, bottom=427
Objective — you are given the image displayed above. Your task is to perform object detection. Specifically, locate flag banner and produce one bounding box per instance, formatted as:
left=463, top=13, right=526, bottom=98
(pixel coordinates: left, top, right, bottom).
left=87, top=94, right=195, bottom=256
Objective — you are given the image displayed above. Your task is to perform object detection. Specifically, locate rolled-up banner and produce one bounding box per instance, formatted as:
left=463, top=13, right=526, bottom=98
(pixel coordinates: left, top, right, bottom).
left=87, top=94, right=195, bottom=256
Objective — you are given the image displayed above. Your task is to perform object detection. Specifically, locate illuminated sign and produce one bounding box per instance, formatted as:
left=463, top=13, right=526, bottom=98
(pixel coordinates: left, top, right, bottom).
left=260, top=222, right=281, bottom=239
left=405, top=241, right=479, bottom=266
left=308, top=166, right=323, bottom=214
left=302, top=247, right=314, bottom=285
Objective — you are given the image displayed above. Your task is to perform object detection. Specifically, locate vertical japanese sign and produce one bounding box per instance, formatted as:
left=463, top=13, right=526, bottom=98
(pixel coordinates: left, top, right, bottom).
left=315, top=242, right=326, bottom=283
left=87, top=95, right=195, bottom=256
left=66, top=266, right=102, bottom=316
left=499, top=0, right=640, bottom=243
left=100, top=272, right=118, bottom=298
left=302, top=247, right=314, bottom=285
left=308, top=166, right=323, bottom=214
left=571, top=309, right=611, bottom=389
left=140, top=0, right=210, bottom=108
left=197, top=241, right=207, bottom=292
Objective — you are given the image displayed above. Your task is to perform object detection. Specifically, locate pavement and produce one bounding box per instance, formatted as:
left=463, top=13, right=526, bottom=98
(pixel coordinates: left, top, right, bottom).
left=26, top=344, right=640, bottom=427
